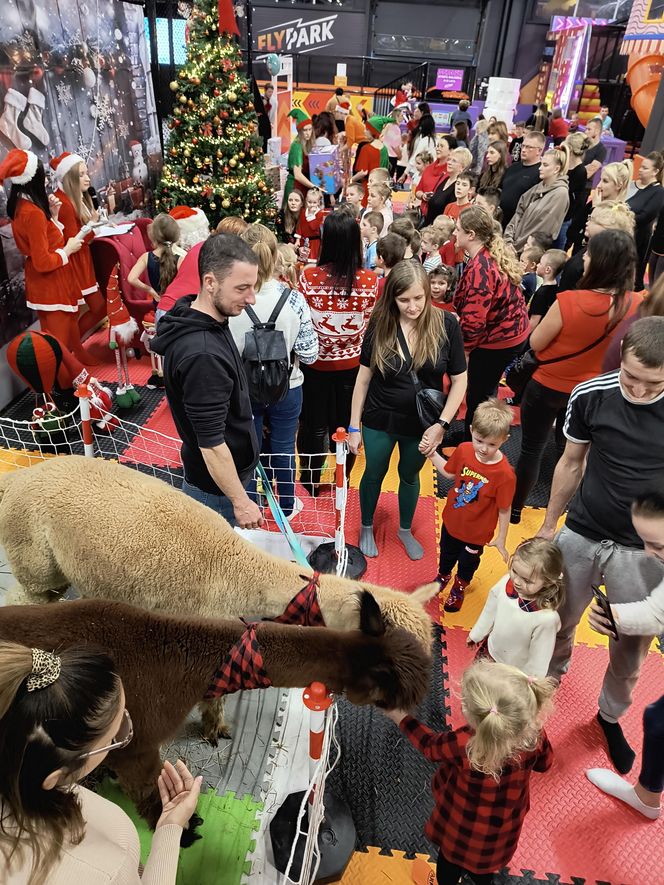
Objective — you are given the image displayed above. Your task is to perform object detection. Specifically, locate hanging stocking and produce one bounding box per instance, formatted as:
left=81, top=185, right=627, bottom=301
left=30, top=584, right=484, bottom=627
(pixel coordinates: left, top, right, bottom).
left=22, top=88, right=49, bottom=146
left=0, top=88, right=32, bottom=150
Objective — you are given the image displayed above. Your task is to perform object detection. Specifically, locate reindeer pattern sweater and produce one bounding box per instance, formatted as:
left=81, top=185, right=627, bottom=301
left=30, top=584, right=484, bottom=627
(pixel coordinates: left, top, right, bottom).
left=298, top=265, right=378, bottom=370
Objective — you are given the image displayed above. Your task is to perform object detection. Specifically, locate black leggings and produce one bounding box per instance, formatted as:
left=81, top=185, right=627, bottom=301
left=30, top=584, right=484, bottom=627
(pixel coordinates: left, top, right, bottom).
left=512, top=378, right=569, bottom=512
left=436, top=853, right=495, bottom=884
left=439, top=525, right=484, bottom=582
left=465, top=343, right=524, bottom=439
left=640, top=694, right=664, bottom=793
left=297, top=364, right=357, bottom=487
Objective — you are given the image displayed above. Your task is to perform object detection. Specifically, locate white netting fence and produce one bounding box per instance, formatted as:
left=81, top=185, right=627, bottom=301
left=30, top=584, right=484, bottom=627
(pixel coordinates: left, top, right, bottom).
left=0, top=390, right=345, bottom=884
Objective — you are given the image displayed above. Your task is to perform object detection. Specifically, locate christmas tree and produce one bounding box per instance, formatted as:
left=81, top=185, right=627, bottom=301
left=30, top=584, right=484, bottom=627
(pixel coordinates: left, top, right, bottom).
left=155, top=0, right=276, bottom=226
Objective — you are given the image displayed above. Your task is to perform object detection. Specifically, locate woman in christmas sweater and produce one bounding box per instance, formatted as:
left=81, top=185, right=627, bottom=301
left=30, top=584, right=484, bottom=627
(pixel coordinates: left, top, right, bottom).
left=0, top=149, right=89, bottom=361
left=453, top=205, right=529, bottom=438
left=297, top=211, right=378, bottom=494
left=282, top=109, right=318, bottom=207
left=50, top=152, right=106, bottom=338
left=350, top=116, right=390, bottom=206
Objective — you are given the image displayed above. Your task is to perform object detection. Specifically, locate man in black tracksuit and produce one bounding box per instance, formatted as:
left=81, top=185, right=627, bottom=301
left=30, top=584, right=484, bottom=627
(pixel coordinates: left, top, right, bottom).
left=151, top=233, right=262, bottom=528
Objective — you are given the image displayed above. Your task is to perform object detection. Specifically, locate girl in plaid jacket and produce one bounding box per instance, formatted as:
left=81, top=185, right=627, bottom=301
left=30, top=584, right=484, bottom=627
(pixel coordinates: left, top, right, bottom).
left=385, top=660, right=556, bottom=884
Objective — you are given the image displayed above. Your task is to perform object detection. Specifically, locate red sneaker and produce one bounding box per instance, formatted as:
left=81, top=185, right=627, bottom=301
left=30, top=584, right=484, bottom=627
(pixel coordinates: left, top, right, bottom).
left=444, top=581, right=466, bottom=612
left=435, top=573, right=452, bottom=592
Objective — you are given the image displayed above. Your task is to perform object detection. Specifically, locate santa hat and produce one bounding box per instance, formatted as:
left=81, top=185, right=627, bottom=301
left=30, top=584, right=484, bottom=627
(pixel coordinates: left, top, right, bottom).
left=168, top=206, right=210, bottom=250
left=366, top=115, right=394, bottom=138
left=49, top=152, right=84, bottom=182
left=106, top=264, right=139, bottom=345
left=0, top=149, right=39, bottom=185
left=288, top=108, right=312, bottom=131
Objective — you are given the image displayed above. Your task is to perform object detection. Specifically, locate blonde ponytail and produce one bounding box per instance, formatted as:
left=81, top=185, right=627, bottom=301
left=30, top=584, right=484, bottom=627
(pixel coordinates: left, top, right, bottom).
left=459, top=206, right=522, bottom=285
left=241, top=223, right=277, bottom=289
left=462, top=660, right=556, bottom=780
left=0, top=642, right=34, bottom=720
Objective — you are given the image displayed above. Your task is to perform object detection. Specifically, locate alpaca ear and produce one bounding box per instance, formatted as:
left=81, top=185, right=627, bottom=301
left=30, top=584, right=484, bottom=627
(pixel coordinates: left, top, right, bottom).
left=359, top=591, right=385, bottom=637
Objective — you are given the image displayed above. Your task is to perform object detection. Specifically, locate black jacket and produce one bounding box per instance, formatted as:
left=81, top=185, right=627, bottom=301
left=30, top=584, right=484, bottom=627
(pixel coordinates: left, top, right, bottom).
left=500, top=161, right=542, bottom=228
left=151, top=296, right=259, bottom=493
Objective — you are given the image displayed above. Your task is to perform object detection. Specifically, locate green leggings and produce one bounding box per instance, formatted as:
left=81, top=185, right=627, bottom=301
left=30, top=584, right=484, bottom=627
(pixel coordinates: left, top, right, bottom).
left=359, top=426, right=427, bottom=529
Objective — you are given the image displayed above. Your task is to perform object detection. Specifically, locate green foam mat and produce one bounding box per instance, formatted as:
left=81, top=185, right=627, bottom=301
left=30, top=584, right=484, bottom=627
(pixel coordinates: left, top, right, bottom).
left=97, top=780, right=262, bottom=884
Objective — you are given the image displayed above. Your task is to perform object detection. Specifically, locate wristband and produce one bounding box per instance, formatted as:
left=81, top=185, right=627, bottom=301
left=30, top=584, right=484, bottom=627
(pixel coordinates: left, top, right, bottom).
left=348, top=426, right=361, bottom=433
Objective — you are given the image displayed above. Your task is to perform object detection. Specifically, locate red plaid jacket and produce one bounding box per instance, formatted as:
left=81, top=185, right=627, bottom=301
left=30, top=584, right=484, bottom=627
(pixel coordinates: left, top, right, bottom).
left=400, top=717, right=553, bottom=874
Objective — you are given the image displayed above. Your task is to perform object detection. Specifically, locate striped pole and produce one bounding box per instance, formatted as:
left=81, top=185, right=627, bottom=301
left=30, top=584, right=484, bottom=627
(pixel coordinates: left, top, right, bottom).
left=302, top=681, right=333, bottom=803
left=75, top=384, right=95, bottom=458
left=331, top=427, right=348, bottom=564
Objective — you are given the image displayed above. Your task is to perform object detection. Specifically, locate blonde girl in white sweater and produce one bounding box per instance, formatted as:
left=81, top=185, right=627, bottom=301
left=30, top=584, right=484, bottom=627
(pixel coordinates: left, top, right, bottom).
left=468, top=538, right=565, bottom=678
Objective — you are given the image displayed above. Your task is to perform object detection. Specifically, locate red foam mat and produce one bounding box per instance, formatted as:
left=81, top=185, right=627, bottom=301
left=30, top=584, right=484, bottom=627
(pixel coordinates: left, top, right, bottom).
left=444, top=626, right=664, bottom=884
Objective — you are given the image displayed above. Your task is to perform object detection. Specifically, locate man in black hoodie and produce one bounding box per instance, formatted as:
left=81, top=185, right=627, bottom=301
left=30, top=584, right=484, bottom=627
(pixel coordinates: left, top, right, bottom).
left=151, top=233, right=262, bottom=528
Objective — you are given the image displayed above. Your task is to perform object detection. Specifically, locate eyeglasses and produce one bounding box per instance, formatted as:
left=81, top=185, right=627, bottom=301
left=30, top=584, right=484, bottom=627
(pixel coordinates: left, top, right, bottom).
left=79, top=709, right=134, bottom=760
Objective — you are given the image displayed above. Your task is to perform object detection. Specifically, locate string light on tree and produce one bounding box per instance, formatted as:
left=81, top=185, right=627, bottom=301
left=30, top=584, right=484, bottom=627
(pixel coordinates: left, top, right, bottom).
left=154, top=0, right=275, bottom=225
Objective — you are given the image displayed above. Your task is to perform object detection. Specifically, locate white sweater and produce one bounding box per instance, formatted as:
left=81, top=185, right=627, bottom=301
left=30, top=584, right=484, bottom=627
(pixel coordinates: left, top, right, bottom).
left=613, top=575, right=664, bottom=636
left=468, top=575, right=561, bottom=678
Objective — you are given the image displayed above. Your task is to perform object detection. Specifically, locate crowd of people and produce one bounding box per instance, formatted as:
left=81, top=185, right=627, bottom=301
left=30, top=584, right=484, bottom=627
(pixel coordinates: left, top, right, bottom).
left=1, top=93, right=664, bottom=885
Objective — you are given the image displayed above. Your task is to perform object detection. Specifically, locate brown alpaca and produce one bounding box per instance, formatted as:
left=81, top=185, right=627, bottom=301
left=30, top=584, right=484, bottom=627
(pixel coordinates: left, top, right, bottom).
left=0, top=595, right=430, bottom=840
left=0, top=456, right=436, bottom=650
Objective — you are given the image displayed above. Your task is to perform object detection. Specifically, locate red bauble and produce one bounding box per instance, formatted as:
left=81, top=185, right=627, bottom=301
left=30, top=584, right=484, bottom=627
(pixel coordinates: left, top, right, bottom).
left=221, top=110, right=229, bottom=119
left=223, top=166, right=229, bottom=173
left=32, top=66, right=44, bottom=82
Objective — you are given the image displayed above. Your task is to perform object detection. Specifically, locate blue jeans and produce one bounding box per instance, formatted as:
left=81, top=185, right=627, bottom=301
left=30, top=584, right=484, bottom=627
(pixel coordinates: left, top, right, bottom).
left=248, top=385, right=303, bottom=516
left=182, top=478, right=237, bottom=526
left=553, top=219, right=571, bottom=250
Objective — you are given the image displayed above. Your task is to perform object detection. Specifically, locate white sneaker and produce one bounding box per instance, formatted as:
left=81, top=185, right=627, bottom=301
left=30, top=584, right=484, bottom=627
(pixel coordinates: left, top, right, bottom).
left=286, top=497, right=304, bottom=521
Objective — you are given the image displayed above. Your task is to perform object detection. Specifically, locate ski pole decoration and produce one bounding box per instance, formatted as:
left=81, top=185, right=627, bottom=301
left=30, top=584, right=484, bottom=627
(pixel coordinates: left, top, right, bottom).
left=302, top=681, right=334, bottom=802
left=106, top=264, right=141, bottom=409
left=141, top=311, right=164, bottom=389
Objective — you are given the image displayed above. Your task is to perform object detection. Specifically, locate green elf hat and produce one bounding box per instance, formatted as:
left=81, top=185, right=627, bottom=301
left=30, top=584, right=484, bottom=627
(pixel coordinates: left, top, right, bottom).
left=288, top=108, right=312, bottom=130
left=366, top=115, right=394, bottom=137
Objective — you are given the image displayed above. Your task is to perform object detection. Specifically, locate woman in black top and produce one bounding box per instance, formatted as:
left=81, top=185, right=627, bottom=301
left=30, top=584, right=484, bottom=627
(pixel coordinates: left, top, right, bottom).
left=426, top=147, right=473, bottom=223
left=627, top=151, right=664, bottom=289
left=349, top=261, right=467, bottom=561
left=557, top=131, right=590, bottom=249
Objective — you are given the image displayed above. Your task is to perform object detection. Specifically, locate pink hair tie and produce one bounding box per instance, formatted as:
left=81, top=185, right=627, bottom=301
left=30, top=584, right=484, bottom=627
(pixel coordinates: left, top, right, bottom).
left=489, top=706, right=498, bottom=714
left=527, top=676, right=535, bottom=685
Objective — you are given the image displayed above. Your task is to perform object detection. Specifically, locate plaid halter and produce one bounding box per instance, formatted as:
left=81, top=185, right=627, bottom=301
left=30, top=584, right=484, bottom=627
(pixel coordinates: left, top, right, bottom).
left=272, top=572, right=325, bottom=627
left=204, top=621, right=271, bottom=699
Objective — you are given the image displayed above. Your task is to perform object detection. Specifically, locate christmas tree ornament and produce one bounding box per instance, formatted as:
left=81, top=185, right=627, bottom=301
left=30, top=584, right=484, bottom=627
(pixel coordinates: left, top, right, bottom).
left=228, top=91, right=237, bottom=103
left=169, top=80, right=179, bottom=91
left=222, top=198, right=231, bottom=209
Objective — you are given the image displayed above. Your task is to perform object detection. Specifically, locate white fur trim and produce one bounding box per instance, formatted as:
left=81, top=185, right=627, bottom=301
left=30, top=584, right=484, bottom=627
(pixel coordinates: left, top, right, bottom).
left=110, top=316, right=139, bottom=344
left=11, top=151, right=39, bottom=185
left=54, top=153, right=84, bottom=182
left=56, top=248, right=69, bottom=265
left=27, top=300, right=78, bottom=312
left=81, top=283, right=99, bottom=295
left=27, top=87, right=45, bottom=109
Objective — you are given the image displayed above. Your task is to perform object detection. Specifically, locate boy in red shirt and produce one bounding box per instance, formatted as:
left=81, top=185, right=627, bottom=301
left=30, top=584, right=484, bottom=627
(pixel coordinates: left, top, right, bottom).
left=423, top=397, right=515, bottom=612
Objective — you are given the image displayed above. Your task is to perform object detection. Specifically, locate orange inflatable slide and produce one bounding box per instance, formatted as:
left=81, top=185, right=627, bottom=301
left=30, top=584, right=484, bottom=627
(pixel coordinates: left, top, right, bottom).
left=626, top=51, right=664, bottom=126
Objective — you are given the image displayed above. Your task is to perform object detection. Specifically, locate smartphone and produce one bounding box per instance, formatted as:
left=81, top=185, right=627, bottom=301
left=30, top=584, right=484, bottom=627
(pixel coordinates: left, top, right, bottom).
left=592, top=584, right=620, bottom=641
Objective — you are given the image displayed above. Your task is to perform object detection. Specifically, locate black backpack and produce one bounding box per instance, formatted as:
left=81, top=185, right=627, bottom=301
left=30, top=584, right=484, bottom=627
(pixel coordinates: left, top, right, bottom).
left=243, top=289, right=292, bottom=406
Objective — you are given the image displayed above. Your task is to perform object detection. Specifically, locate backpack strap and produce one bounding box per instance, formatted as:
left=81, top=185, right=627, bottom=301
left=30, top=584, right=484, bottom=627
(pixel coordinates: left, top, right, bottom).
left=243, top=288, right=291, bottom=329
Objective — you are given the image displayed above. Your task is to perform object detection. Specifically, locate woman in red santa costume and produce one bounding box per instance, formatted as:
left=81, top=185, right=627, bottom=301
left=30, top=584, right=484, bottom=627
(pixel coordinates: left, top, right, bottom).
left=50, top=151, right=105, bottom=340
left=0, top=149, right=93, bottom=364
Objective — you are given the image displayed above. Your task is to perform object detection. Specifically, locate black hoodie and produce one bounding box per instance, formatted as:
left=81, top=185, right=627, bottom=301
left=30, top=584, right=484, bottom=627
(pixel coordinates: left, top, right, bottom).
left=151, top=296, right=258, bottom=493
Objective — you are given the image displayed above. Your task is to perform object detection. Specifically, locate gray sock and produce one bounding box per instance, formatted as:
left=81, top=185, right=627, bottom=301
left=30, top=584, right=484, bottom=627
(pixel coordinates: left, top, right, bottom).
left=359, top=524, right=378, bottom=557
left=398, top=528, right=424, bottom=560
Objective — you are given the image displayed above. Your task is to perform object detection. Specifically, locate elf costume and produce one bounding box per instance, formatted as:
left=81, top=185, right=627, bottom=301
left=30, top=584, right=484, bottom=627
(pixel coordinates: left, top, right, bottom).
left=283, top=108, right=313, bottom=206
left=0, top=148, right=89, bottom=362
left=353, top=116, right=390, bottom=206
left=50, top=151, right=105, bottom=339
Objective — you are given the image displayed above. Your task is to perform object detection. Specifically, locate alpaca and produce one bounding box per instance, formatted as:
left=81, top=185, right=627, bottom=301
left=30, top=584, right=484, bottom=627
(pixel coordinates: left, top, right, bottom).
left=0, top=456, right=436, bottom=651
left=0, top=595, right=431, bottom=839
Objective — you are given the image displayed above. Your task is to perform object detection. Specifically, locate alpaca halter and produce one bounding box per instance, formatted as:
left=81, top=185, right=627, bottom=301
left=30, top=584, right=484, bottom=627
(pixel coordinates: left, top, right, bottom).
left=26, top=648, right=61, bottom=692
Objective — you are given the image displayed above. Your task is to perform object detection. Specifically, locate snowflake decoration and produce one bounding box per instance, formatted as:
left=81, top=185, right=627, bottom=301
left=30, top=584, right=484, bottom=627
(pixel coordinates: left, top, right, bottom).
left=77, top=132, right=94, bottom=160
left=94, top=95, right=113, bottom=132
left=117, top=120, right=129, bottom=138
left=55, top=82, right=73, bottom=106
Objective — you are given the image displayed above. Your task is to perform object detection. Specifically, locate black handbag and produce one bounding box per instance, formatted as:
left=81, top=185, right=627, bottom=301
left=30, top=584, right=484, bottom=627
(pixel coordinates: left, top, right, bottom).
left=505, top=327, right=613, bottom=397
left=396, top=325, right=446, bottom=430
